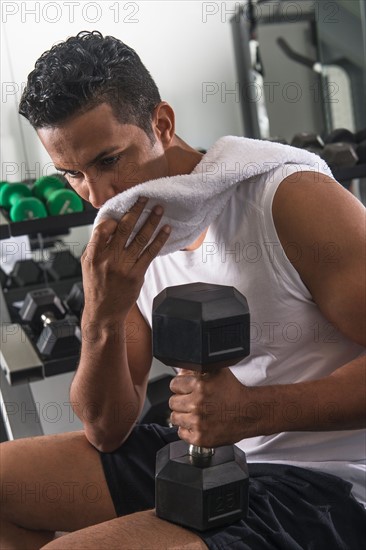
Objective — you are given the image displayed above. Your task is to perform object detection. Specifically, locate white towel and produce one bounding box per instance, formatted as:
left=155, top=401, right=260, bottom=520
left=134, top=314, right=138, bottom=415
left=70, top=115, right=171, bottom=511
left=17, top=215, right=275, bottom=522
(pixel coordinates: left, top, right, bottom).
left=94, top=135, right=332, bottom=255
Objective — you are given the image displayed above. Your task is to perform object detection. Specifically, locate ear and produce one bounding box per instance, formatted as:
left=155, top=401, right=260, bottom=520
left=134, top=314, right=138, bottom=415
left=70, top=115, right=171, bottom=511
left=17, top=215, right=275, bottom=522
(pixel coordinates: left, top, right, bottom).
left=152, top=102, right=175, bottom=147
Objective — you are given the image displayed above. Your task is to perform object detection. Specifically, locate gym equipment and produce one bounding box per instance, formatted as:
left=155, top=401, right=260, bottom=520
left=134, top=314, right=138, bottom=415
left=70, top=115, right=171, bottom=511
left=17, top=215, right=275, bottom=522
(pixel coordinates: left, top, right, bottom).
left=44, top=250, right=82, bottom=281
left=355, top=129, right=366, bottom=144
left=19, top=288, right=81, bottom=358
left=153, top=282, right=250, bottom=531
left=19, top=287, right=66, bottom=331
left=33, top=175, right=83, bottom=216
left=0, top=182, right=47, bottom=222
left=324, top=128, right=356, bottom=144
left=321, top=143, right=359, bottom=169
left=65, top=281, right=84, bottom=317
left=291, top=132, right=324, bottom=153
left=0, top=267, right=8, bottom=288
left=356, top=140, right=366, bottom=165
left=139, top=374, right=174, bottom=426
left=9, top=259, right=44, bottom=287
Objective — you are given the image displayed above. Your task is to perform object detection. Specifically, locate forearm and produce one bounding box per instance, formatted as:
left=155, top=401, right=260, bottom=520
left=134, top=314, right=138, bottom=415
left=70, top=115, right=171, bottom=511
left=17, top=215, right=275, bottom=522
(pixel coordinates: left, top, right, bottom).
left=70, top=313, right=148, bottom=452
left=170, top=352, right=365, bottom=448
left=243, top=355, right=366, bottom=438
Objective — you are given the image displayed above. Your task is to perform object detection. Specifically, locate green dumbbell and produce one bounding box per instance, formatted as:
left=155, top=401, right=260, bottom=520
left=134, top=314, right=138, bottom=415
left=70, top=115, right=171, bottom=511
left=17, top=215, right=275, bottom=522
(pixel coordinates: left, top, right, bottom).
left=0, top=182, right=47, bottom=221
left=33, top=175, right=83, bottom=216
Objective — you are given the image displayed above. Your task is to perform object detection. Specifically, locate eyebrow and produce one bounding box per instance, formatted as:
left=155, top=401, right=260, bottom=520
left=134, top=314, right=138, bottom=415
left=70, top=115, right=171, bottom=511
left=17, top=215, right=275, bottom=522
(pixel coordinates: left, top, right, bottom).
left=54, top=146, right=122, bottom=172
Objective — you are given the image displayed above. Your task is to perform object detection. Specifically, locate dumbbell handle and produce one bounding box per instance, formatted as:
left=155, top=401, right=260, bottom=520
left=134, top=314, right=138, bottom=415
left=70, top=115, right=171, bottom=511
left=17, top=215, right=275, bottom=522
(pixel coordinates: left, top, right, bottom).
left=40, top=312, right=58, bottom=327
left=177, top=370, right=216, bottom=459
left=189, top=445, right=214, bottom=458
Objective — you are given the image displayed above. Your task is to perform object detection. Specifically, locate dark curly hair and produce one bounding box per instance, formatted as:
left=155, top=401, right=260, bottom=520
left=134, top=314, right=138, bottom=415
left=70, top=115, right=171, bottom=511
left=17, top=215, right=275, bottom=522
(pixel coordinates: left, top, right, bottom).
left=19, top=31, right=161, bottom=140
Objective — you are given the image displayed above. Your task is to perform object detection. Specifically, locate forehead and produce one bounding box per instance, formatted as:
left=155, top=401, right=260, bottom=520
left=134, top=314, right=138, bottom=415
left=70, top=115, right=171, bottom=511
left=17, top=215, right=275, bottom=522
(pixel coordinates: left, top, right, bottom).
left=37, top=103, right=144, bottom=165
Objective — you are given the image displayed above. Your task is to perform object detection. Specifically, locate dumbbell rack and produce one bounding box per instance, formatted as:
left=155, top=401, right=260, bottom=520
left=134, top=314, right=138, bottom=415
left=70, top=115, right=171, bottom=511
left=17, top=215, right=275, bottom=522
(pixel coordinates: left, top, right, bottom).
left=0, top=194, right=96, bottom=385
left=0, top=198, right=99, bottom=441
left=0, top=204, right=174, bottom=442
left=0, top=199, right=98, bottom=240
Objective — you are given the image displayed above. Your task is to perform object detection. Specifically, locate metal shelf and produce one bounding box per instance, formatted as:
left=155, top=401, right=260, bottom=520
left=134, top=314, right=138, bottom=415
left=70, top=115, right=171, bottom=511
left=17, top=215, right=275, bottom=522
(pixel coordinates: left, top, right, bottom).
left=0, top=202, right=98, bottom=240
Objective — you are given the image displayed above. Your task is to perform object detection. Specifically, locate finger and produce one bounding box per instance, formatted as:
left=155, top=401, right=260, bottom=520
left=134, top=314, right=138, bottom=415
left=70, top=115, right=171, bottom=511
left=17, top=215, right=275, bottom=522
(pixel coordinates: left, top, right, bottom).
left=115, top=197, right=149, bottom=247
left=127, top=204, right=166, bottom=259
left=169, top=394, right=193, bottom=413
left=82, top=219, right=118, bottom=263
left=136, top=224, right=171, bottom=270
left=170, top=411, right=192, bottom=430
left=170, top=374, right=195, bottom=395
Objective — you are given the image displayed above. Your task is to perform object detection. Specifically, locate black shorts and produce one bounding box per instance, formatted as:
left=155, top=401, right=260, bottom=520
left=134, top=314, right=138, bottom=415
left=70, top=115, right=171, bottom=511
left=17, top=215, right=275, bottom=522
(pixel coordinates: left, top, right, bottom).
left=99, top=424, right=365, bottom=550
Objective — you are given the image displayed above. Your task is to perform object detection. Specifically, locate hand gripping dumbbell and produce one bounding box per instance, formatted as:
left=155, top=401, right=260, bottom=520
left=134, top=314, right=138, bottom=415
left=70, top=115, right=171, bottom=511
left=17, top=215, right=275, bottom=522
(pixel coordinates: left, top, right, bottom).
left=19, top=287, right=81, bottom=358
left=0, top=182, right=47, bottom=221
left=152, top=282, right=250, bottom=531
left=33, top=175, right=83, bottom=216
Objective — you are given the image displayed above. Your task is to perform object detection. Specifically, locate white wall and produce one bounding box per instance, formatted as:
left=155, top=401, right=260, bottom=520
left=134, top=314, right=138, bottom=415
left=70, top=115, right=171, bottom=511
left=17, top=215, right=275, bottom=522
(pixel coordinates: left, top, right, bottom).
left=1, top=0, right=244, bottom=185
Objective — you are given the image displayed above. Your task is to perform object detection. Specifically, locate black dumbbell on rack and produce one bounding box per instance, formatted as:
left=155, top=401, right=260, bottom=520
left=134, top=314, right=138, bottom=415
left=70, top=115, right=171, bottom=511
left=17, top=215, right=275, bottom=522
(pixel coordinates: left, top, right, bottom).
left=8, top=259, right=45, bottom=288
left=19, top=287, right=81, bottom=358
left=43, top=250, right=82, bottom=281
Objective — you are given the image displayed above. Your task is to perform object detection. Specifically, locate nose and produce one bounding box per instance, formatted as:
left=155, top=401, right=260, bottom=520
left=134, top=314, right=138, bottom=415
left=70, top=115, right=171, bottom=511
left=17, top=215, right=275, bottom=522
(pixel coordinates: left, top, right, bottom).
left=85, top=177, right=115, bottom=209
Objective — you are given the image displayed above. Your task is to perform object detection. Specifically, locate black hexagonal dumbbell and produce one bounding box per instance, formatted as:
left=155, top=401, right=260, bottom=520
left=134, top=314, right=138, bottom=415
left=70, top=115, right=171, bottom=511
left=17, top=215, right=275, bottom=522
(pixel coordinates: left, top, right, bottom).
left=153, top=282, right=250, bottom=531
left=139, top=374, right=174, bottom=426
left=9, top=259, right=44, bottom=287
left=44, top=250, right=81, bottom=281
left=324, top=128, right=356, bottom=145
left=321, top=142, right=359, bottom=169
left=291, top=132, right=324, bottom=154
left=65, top=281, right=84, bottom=318
left=19, top=287, right=81, bottom=358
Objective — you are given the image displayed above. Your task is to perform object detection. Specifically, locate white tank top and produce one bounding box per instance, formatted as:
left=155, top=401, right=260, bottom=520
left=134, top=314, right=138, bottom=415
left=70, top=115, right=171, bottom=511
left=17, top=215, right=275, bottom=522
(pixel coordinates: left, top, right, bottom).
left=137, top=164, right=366, bottom=506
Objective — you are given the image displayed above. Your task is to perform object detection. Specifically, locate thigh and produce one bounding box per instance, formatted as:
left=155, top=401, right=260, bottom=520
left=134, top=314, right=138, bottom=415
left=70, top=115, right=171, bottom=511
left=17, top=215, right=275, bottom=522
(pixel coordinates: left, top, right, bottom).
left=42, top=510, right=208, bottom=550
left=0, top=430, right=116, bottom=532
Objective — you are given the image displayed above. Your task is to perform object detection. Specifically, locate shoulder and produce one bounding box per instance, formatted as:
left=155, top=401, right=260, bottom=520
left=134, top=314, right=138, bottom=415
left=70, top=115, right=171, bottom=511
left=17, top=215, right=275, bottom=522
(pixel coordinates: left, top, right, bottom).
left=272, top=171, right=366, bottom=346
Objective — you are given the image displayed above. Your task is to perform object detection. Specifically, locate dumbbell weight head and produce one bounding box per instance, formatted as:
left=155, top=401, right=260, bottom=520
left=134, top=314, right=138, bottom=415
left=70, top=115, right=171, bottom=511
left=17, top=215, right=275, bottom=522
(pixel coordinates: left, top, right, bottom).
left=139, top=374, right=174, bottom=426
left=10, top=259, right=44, bottom=287
left=33, top=176, right=83, bottom=216
left=153, top=283, right=250, bottom=531
left=153, top=283, right=250, bottom=373
left=19, top=287, right=66, bottom=332
left=325, top=128, right=355, bottom=144
left=356, top=140, right=366, bottom=164
left=0, top=267, right=8, bottom=288
left=36, top=315, right=81, bottom=358
left=291, top=132, right=324, bottom=154
left=355, top=129, right=366, bottom=144
left=0, top=183, right=47, bottom=221
left=65, top=281, right=84, bottom=316
left=44, top=250, right=82, bottom=281
left=321, top=142, right=359, bottom=169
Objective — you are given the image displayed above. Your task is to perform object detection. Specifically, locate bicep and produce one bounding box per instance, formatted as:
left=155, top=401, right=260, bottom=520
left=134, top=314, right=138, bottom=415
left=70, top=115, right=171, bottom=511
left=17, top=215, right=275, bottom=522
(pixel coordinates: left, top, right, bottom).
left=272, top=171, right=366, bottom=346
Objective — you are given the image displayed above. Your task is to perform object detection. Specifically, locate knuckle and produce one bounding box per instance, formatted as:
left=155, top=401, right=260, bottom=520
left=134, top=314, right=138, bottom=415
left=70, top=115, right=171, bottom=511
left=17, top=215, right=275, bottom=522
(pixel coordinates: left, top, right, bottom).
left=135, top=233, right=149, bottom=248
left=117, top=221, right=133, bottom=237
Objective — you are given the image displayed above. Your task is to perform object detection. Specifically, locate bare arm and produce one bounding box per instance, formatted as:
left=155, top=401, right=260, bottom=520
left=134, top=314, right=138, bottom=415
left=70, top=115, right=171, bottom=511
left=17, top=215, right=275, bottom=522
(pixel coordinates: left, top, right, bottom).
left=70, top=199, right=170, bottom=452
left=170, top=172, right=366, bottom=447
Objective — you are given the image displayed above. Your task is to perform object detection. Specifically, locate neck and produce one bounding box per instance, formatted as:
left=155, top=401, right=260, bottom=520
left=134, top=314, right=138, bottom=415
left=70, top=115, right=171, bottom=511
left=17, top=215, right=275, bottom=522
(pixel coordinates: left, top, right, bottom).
left=166, top=135, right=204, bottom=177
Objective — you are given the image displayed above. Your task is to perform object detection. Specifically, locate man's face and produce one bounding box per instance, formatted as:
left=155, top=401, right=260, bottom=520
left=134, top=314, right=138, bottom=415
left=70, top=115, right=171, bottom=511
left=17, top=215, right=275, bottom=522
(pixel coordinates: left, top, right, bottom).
left=37, top=103, right=170, bottom=209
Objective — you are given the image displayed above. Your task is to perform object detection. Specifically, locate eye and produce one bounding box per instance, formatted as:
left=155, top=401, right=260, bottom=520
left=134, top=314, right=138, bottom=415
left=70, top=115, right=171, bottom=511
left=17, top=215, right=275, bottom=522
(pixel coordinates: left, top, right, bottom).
left=63, top=170, right=82, bottom=179
left=99, top=154, right=122, bottom=168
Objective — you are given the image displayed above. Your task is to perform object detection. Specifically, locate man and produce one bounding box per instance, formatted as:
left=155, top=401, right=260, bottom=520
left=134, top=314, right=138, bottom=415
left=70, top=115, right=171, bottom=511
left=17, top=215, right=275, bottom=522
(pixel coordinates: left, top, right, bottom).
left=1, top=31, right=365, bottom=549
